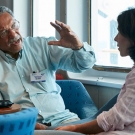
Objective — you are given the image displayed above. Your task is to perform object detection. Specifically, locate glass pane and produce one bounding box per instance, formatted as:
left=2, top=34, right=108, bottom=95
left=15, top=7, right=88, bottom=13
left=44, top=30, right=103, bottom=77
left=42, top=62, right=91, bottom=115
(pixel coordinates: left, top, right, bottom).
left=91, top=0, right=135, bottom=68
left=33, top=0, right=55, bottom=37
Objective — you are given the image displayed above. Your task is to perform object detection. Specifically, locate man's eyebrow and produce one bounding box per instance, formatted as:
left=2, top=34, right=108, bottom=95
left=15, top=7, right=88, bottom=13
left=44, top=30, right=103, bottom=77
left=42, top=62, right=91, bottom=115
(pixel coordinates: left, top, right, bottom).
left=0, top=21, right=15, bottom=31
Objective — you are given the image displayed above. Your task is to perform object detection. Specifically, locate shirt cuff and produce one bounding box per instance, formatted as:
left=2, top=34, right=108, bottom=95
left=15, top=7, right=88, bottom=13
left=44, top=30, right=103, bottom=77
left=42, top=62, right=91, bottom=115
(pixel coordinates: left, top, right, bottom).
left=74, top=42, right=94, bottom=52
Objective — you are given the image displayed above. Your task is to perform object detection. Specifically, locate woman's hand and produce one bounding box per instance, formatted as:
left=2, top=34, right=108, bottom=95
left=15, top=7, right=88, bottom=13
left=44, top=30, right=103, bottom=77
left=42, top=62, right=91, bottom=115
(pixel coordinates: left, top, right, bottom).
left=55, top=125, right=76, bottom=132
left=55, top=120, right=104, bottom=134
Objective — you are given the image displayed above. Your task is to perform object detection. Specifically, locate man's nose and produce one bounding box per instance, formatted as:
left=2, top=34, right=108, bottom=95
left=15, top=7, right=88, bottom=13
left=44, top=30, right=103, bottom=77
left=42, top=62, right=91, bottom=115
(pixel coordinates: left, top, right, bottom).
left=8, top=28, right=16, bottom=37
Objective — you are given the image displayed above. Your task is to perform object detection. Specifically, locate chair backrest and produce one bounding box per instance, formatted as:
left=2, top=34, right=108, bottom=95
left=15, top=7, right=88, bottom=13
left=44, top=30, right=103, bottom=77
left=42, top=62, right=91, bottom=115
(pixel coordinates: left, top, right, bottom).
left=56, top=80, right=98, bottom=119
left=93, top=93, right=118, bottom=117
left=68, top=93, right=119, bottom=125
left=0, top=107, right=38, bottom=135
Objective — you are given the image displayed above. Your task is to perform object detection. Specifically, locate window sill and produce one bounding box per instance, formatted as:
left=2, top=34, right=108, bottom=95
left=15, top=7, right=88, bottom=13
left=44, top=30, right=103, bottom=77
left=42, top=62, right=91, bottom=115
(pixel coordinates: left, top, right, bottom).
left=67, top=68, right=128, bottom=89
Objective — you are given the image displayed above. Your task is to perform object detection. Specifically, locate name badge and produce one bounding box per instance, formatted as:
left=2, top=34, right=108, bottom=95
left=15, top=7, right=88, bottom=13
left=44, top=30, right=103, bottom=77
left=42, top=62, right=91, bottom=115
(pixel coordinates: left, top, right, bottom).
left=30, top=72, right=46, bottom=83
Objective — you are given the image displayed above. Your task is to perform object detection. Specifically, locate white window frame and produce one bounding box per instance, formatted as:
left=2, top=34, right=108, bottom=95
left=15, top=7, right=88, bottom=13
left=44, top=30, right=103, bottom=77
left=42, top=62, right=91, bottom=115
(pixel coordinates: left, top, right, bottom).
left=90, top=0, right=135, bottom=72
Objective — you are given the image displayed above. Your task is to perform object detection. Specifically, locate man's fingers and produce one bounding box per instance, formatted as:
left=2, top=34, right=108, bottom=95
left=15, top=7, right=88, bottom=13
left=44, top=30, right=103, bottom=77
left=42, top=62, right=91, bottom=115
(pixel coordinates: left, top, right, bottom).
left=50, top=22, right=62, bottom=33
left=55, top=126, right=63, bottom=130
left=35, top=123, right=48, bottom=130
left=55, top=20, right=71, bottom=32
left=48, top=41, right=61, bottom=46
left=50, top=20, right=71, bottom=34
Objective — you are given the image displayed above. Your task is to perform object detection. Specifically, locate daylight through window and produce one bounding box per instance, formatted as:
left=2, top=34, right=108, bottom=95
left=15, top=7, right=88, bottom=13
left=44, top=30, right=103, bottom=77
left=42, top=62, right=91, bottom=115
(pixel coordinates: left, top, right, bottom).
left=91, top=0, right=135, bottom=68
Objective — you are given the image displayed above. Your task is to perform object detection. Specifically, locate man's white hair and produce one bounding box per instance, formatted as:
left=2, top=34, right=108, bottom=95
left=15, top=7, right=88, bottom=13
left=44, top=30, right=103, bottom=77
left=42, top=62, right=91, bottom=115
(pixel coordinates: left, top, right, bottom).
left=0, top=6, right=14, bottom=18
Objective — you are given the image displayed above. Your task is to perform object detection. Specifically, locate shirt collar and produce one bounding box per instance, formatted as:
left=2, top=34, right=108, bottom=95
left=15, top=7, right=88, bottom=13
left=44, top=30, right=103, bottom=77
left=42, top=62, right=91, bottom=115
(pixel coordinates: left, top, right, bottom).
left=0, top=48, right=23, bottom=63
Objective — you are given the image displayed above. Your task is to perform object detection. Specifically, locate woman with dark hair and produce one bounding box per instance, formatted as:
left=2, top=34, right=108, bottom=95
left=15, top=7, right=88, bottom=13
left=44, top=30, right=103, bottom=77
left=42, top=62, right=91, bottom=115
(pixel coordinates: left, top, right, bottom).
left=49, top=8, right=135, bottom=135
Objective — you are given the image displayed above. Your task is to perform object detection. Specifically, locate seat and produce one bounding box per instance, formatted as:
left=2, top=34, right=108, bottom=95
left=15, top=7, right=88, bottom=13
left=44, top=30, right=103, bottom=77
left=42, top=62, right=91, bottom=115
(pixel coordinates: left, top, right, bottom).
left=0, top=107, right=38, bottom=135
left=68, top=93, right=118, bottom=125
left=55, top=80, right=118, bottom=127
left=46, top=80, right=118, bottom=130
left=56, top=80, right=98, bottom=119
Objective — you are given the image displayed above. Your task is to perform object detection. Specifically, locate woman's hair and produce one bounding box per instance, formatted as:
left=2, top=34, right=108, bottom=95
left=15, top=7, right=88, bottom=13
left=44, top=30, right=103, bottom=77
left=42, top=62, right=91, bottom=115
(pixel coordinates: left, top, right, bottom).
left=117, top=8, right=135, bottom=62
left=0, top=6, right=14, bottom=18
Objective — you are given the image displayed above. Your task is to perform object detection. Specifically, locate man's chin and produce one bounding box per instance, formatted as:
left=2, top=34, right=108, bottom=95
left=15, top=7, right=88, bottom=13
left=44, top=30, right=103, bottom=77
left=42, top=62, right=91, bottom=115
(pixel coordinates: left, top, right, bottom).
left=9, top=46, right=23, bottom=54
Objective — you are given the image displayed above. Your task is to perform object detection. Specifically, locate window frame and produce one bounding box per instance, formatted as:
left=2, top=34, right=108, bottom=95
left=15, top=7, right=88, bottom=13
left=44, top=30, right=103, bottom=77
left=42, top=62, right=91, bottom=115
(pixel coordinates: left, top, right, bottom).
left=88, top=0, right=131, bottom=73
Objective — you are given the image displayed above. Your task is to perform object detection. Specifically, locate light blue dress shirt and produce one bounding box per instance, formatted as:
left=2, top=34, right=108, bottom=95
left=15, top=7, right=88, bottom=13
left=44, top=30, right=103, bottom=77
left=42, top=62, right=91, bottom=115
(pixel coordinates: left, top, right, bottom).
left=0, top=36, right=96, bottom=125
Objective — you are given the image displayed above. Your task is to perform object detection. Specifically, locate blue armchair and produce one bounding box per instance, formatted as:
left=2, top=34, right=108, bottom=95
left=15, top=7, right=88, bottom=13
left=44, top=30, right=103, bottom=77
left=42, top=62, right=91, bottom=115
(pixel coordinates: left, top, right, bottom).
left=56, top=80, right=98, bottom=119
left=0, top=107, right=38, bottom=135
left=67, top=93, right=118, bottom=125
left=56, top=80, right=118, bottom=126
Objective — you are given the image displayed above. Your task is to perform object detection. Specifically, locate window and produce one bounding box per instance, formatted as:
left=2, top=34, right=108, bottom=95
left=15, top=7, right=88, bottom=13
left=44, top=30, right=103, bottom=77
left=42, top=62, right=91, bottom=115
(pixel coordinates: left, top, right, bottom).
left=33, top=0, right=56, bottom=37
left=91, top=0, right=135, bottom=70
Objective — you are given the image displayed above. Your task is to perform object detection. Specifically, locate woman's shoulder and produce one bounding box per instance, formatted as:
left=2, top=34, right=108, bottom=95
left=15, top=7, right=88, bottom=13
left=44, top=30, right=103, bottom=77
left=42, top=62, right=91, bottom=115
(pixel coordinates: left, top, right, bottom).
left=125, top=65, right=135, bottom=81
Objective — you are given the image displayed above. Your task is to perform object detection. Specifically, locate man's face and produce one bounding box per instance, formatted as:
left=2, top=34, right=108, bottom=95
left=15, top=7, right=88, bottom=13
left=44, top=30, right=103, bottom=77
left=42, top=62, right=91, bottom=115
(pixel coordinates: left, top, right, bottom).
left=0, top=12, right=22, bottom=56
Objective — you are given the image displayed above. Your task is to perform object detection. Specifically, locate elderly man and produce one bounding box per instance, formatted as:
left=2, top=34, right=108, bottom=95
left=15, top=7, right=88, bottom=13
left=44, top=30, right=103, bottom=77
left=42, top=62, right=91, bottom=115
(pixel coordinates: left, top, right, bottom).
left=0, top=6, right=96, bottom=131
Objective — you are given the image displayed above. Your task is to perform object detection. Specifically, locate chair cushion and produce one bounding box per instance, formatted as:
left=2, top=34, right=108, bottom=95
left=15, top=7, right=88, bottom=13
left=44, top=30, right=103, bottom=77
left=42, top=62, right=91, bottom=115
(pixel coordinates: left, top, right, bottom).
left=57, top=80, right=98, bottom=119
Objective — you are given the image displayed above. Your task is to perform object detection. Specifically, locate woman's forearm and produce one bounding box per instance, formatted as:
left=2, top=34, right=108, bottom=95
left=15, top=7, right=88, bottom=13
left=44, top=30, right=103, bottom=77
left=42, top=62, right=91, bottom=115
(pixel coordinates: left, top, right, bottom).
left=74, top=119, right=104, bottom=134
